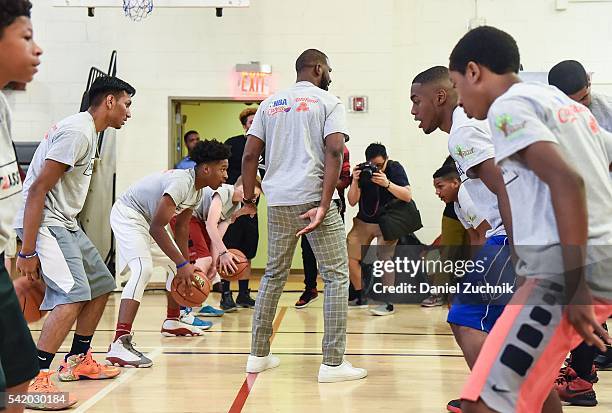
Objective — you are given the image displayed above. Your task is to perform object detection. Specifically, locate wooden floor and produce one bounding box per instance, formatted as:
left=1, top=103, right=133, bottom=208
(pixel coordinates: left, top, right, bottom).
left=28, top=275, right=612, bottom=413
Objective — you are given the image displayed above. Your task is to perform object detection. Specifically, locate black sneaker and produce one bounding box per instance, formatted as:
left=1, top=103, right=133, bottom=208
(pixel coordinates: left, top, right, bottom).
left=211, top=282, right=223, bottom=294
left=236, top=290, right=256, bottom=308
left=220, top=292, right=237, bottom=312
left=295, top=288, right=319, bottom=309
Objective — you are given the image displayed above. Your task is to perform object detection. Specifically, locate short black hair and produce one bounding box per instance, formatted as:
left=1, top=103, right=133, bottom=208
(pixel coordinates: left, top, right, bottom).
left=433, top=164, right=459, bottom=180
left=190, top=139, right=231, bottom=165
left=88, top=76, right=136, bottom=108
left=295, top=49, right=328, bottom=73
left=449, top=26, right=520, bottom=75
left=548, top=60, right=589, bottom=95
left=0, top=0, right=31, bottom=38
left=183, top=130, right=199, bottom=144
left=365, top=142, right=387, bottom=160
left=412, top=66, right=449, bottom=85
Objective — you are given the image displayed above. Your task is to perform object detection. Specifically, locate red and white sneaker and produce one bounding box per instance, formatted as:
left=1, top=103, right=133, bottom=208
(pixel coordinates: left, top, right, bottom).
left=161, top=318, right=204, bottom=337
left=106, top=333, right=153, bottom=368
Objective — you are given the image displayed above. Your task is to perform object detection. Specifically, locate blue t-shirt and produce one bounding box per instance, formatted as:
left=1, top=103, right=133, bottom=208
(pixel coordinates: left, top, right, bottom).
left=176, top=156, right=196, bottom=170
left=357, top=160, right=409, bottom=224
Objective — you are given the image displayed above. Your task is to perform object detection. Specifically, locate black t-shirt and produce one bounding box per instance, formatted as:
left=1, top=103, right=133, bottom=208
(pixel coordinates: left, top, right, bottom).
left=357, top=160, right=409, bottom=224
left=225, top=134, right=265, bottom=185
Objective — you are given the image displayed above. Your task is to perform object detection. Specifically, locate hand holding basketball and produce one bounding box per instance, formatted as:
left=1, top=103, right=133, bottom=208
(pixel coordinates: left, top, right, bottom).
left=218, top=249, right=249, bottom=281
left=218, top=250, right=239, bottom=276
left=13, top=277, right=47, bottom=323
left=175, top=262, right=196, bottom=296
left=170, top=268, right=211, bottom=307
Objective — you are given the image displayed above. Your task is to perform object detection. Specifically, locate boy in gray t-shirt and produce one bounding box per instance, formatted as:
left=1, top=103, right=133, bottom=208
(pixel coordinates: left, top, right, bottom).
left=15, top=76, right=135, bottom=402
left=106, top=140, right=231, bottom=368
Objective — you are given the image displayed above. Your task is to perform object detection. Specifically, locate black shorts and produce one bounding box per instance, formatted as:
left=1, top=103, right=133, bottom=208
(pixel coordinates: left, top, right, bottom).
left=222, top=215, right=259, bottom=260
left=0, top=254, right=39, bottom=402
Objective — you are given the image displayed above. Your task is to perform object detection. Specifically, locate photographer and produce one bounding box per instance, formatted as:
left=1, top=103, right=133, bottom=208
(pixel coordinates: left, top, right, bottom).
left=346, top=143, right=412, bottom=316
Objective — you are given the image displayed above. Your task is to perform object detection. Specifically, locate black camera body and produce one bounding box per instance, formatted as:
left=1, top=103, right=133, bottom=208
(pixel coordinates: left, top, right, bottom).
left=357, top=161, right=379, bottom=186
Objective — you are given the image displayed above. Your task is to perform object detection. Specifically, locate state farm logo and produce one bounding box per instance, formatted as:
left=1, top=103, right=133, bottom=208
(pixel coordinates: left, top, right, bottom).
left=557, top=104, right=588, bottom=124
left=296, top=102, right=310, bottom=112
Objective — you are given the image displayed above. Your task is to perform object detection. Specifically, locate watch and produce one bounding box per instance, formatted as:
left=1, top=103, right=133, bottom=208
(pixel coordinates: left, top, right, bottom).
left=242, top=197, right=257, bottom=205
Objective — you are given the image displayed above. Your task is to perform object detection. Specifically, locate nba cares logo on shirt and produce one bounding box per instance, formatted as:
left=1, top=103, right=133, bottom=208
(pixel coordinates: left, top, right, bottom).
left=495, top=114, right=526, bottom=140
left=267, top=98, right=291, bottom=116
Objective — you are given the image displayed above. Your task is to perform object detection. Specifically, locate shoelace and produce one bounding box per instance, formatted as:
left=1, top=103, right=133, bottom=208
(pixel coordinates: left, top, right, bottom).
left=31, top=372, right=54, bottom=392
left=183, top=307, right=193, bottom=316
left=125, top=335, right=145, bottom=357
left=82, top=352, right=105, bottom=371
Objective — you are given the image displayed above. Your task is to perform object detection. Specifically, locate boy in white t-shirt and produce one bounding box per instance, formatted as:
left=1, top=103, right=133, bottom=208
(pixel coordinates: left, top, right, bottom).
left=105, top=140, right=230, bottom=368
left=449, top=26, right=612, bottom=413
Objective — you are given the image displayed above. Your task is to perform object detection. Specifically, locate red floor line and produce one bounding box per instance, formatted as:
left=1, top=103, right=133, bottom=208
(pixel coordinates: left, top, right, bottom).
left=228, top=307, right=287, bottom=413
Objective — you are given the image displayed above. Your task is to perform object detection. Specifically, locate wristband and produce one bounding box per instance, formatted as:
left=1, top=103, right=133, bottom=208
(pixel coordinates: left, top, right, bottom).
left=386, top=180, right=391, bottom=189
left=176, top=260, right=189, bottom=269
left=18, top=251, right=38, bottom=259
left=219, top=251, right=228, bottom=257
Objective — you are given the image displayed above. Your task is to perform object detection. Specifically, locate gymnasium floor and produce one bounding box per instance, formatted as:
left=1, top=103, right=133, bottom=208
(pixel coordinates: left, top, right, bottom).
left=28, top=275, right=612, bottom=413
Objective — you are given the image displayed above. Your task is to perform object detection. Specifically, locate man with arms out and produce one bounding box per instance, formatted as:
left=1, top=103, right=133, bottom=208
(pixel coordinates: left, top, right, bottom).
left=0, top=1, right=42, bottom=411
left=106, top=140, right=230, bottom=367
left=411, top=66, right=512, bottom=413
left=241, top=49, right=367, bottom=382
left=15, top=75, right=135, bottom=409
left=449, top=26, right=612, bottom=413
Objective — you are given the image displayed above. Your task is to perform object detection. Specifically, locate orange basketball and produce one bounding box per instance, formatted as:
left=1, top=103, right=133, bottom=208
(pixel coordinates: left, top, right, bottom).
left=218, top=249, right=249, bottom=281
left=170, top=269, right=211, bottom=307
left=13, top=277, right=47, bottom=323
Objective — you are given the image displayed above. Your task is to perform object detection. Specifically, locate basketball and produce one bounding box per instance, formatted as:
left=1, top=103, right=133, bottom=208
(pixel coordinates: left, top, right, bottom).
left=13, top=277, right=47, bottom=323
left=170, top=269, right=211, bottom=307
left=218, top=249, right=249, bottom=281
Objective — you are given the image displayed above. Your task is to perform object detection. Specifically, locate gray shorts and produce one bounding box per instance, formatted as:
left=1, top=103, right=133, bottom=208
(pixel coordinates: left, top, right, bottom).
left=16, top=226, right=115, bottom=311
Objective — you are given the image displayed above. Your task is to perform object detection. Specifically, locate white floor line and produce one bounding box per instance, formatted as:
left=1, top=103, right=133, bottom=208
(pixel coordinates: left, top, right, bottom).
left=72, top=347, right=163, bottom=413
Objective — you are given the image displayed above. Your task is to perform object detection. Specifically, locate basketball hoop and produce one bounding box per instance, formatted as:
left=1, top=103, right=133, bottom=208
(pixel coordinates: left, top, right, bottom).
left=123, top=0, right=153, bottom=21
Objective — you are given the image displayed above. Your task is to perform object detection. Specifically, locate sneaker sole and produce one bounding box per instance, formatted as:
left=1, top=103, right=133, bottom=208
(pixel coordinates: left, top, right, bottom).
left=348, top=304, right=369, bottom=309
left=369, top=310, right=395, bottom=316
left=161, top=329, right=204, bottom=337
left=246, top=361, right=280, bottom=373
left=105, top=357, right=153, bottom=368
left=421, top=303, right=444, bottom=308
left=295, top=295, right=320, bottom=309
left=236, top=303, right=255, bottom=308
left=221, top=307, right=238, bottom=313
left=318, top=371, right=368, bottom=383
left=197, top=312, right=224, bottom=317
left=26, top=400, right=78, bottom=411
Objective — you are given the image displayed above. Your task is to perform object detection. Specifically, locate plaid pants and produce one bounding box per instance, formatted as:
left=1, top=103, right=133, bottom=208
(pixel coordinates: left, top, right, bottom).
left=251, top=202, right=349, bottom=365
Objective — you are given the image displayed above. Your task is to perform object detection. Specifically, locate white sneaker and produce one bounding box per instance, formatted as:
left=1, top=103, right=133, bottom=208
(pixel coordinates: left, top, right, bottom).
left=318, top=360, right=367, bottom=383
left=246, top=354, right=280, bottom=373
left=369, top=304, right=395, bottom=316
left=106, top=334, right=153, bottom=368
left=161, top=318, right=204, bottom=337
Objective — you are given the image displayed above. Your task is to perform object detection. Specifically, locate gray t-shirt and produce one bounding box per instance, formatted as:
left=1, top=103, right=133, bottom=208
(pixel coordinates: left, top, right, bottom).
left=489, top=82, right=612, bottom=279
left=0, top=93, right=22, bottom=253
left=119, top=168, right=202, bottom=223
left=14, top=111, right=97, bottom=231
left=194, top=184, right=240, bottom=223
left=448, top=106, right=505, bottom=238
left=589, top=92, right=612, bottom=132
left=454, top=184, right=486, bottom=230
left=247, top=81, right=349, bottom=206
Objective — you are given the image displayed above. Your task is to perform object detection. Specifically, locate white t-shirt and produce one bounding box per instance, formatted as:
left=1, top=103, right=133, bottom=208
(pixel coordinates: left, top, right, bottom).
left=448, top=106, right=505, bottom=238
left=14, top=112, right=97, bottom=231
left=454, top=184, right=486, bottom=230
left=119, top=169, right=202, bottom=224
left=589, top=92, right=612, bottom=133
left=247, top=81, right=349, bottom=206
left=488, top=82, right=612, bottom=279
left=195, top=184, right=240, bottom=223
left=0, top=93, right=22, bottom=253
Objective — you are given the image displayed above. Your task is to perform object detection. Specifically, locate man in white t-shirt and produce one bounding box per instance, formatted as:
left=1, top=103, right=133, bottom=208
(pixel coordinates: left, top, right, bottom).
left=412, top=66, right=514, bottom=413
left=14, top=75, right=135, bottom=407
left=239, top=49, right=367, bottom=383
left=0, top=2, right=43, bottom=411
left=449, top=25, right=612, bottom=413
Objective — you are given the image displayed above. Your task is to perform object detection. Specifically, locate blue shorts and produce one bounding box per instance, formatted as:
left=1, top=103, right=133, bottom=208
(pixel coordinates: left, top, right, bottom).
left=447, top=235, right=515, bottom=332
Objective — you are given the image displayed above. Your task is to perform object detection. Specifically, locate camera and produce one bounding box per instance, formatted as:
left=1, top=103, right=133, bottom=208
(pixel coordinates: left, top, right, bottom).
left=357, top=161, right=379, bottom=186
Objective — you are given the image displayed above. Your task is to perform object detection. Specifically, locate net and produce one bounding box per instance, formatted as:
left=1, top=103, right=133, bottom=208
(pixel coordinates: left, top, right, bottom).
left=123, top=0, right=154, bottom=21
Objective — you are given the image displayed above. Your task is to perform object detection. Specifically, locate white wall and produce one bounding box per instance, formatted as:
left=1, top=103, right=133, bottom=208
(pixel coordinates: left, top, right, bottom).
left=6, top=0, right=612, bottom=243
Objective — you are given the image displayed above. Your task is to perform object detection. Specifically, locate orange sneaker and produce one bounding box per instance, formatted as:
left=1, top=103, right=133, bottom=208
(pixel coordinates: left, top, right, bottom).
left=26, top=370, right=78, bottom=410
left=58, top=349, right=121, bottom=381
